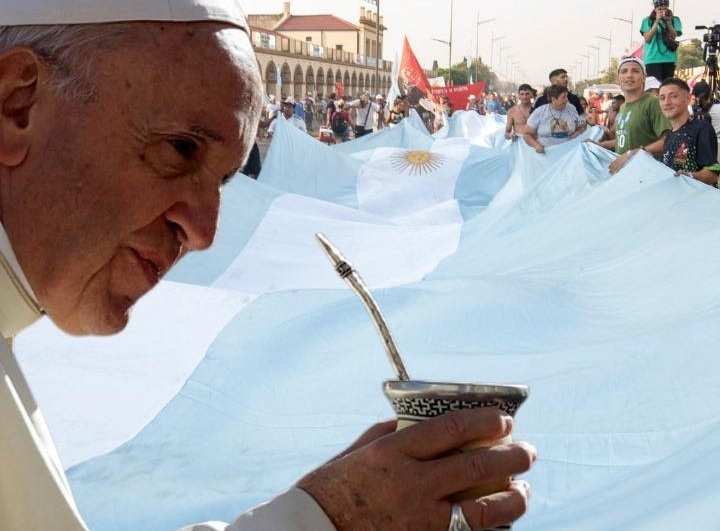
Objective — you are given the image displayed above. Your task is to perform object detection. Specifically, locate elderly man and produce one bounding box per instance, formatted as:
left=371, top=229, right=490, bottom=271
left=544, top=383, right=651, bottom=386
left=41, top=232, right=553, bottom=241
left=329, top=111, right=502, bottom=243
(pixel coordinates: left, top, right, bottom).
left=0, top=2, right=536, bottom=531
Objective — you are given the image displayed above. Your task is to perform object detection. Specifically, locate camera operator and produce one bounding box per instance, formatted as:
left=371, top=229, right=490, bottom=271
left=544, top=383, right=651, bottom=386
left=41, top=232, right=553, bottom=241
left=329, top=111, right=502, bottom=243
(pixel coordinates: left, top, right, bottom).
left=692, top=80, right=720, bottom=162
left=641, top=0, right=682, bottom=81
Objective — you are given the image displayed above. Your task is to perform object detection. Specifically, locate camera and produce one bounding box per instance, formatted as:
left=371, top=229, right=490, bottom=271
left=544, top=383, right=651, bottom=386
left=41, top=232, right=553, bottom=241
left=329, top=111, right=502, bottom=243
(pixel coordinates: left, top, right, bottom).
left=695, top=24, right=720, bottom=104
left=696, top=24, right=720, bottom=49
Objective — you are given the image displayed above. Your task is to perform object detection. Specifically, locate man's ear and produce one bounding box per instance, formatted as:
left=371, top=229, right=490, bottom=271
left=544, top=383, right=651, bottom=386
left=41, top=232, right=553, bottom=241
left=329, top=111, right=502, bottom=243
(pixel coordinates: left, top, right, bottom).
left=0, top=48, right=42, bottom=168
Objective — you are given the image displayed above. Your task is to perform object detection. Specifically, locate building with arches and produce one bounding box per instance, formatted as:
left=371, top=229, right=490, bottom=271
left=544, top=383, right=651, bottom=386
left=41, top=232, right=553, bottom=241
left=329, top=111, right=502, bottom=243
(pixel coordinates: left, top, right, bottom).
left=248, top=2, right=393, bottom=100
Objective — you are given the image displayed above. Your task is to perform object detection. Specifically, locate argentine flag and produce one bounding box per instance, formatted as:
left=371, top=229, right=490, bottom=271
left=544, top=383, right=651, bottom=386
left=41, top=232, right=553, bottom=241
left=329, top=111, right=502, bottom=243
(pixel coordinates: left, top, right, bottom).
left=15, top=110, right=720, bottom=530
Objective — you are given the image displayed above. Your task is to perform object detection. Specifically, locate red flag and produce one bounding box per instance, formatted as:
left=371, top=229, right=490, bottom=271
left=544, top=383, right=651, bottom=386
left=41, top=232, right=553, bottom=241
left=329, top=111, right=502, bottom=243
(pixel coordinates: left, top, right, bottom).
left=397, top=36, right=435, bottom=105
left=620, top=42, right=643, bottom=60
left=431, top=81, right=486, bottom=114
left=335, top=82, right=345, bottom=97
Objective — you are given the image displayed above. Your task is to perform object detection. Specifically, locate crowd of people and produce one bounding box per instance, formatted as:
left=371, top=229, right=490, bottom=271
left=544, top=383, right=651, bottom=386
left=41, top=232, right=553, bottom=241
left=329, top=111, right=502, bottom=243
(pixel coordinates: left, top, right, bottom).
left=261, top=90, right=415, bottom=143
left=264, top=0, right=719, bottom=185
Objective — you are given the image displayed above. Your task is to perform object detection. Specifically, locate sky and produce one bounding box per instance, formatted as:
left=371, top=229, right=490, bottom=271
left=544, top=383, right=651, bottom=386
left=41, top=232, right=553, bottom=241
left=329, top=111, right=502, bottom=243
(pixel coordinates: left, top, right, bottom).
left=245, top=0, right=716, bottom=86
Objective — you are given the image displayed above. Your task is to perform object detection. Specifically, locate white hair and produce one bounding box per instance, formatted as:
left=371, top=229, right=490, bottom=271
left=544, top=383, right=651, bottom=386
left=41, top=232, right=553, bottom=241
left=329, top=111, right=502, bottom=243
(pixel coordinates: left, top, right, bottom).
left=0, top=24, right=131, bottom=102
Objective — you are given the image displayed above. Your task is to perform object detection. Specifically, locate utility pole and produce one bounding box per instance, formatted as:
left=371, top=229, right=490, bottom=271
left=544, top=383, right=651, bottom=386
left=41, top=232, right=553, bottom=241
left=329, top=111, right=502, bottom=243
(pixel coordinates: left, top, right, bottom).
left=448, top=0, right=454, bottom=74
left=375, top=0, right=380, bottom=94
left=475, top=16, right=495, bottom=83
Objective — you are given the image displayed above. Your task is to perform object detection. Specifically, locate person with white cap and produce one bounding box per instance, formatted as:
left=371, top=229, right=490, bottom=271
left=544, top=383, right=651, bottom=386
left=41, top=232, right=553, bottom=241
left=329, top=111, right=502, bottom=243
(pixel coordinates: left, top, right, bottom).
left=644, top=76, right=662, bottom=95
left=0, top=2, right=536, bottom=531
left=267, top=97, right=307, bottom=137
left=599, top=57, right=671, bottom=174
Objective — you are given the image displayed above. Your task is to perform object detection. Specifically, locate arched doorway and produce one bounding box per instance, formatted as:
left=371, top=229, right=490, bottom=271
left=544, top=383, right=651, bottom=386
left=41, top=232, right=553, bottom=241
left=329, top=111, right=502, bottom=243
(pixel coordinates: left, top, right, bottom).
left=306, top=65, right=315, bottom=96
left=280, top=63, right=291, bottom=98
left=293, top=64, right=304, bottom=98
left=265, top=61, right=278, bottom=97
left=326, top=69, right=335, bottom=96
left=317, top=67, right=325, bottom=96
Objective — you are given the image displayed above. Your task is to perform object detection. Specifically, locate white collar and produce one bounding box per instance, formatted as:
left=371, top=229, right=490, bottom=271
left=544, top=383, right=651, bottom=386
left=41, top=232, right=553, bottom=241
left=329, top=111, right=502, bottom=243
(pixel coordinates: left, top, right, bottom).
left=0, top=222, right=43, bottom=337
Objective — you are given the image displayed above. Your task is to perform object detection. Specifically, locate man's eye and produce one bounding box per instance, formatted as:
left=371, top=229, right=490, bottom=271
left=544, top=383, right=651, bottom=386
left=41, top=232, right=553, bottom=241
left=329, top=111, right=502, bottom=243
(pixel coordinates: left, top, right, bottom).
left=168, top=138, right=198, bottom=159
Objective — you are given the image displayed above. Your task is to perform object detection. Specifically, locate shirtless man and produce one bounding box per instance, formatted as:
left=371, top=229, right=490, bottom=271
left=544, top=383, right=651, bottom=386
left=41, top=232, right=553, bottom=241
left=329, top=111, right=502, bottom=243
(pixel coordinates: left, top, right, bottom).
left=505, top=84, right=534, bottom=140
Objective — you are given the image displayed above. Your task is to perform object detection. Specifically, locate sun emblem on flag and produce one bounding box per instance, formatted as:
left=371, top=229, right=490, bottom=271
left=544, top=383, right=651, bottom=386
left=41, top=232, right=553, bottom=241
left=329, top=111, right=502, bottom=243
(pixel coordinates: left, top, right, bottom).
left=390, top=150, right=445, bottom=176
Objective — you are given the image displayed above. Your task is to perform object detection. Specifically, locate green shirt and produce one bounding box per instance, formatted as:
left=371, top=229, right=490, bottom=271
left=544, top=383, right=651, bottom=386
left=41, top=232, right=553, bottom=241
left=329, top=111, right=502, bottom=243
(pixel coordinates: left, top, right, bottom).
left=614, top=93, right=671, bottom=155
left=640, top=15, right=682, bottom=65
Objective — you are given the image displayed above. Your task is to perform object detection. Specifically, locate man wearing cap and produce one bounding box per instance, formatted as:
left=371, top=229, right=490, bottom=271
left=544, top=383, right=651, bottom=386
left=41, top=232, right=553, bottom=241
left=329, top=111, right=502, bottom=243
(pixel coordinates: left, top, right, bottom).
left=602, top=57, right=671, bottom=174
left=0, top=3, right=535, bottom=531
left=267, top=97, right=307, bottom=137
left=645, top=76, right=662, bottom=95
left=532, top=68, right=584, bottom=116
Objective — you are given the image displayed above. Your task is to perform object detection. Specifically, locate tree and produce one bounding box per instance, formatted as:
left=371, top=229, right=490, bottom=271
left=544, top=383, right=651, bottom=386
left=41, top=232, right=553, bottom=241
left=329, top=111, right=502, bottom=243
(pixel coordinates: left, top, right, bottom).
left=436, top=58, right=498, bottom=88
left=677, top=39, right=704, bottom=69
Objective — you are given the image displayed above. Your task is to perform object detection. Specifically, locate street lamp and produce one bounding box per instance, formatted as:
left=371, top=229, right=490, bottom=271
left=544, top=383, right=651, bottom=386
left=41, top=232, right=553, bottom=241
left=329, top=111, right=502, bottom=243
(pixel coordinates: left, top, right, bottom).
left=581, top=53, right=591, bottom=80
left=431, top=38, right=451, bottom=72
left=511, top=61, right=520, bottom=84
left=448, top=0, right=454, bottom=72
left=587, top=44, right=600, bottom=77
left=490, top=35, right=505, bottom=72
left=596, top=33, right=612, bottom=68
left=612, top=14, right=634, bottom=53
left=498, top=44, right=510, bottom=74
left=475, top=16, right=495, bottom=82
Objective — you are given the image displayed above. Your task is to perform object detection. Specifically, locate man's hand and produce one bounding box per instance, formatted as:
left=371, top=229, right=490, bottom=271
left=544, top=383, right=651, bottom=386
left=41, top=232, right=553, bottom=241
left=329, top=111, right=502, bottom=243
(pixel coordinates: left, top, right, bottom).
left=297, top=408, right=536, bottom=531
left=535, top=145, right=545, bottom=154
left=608, top=151, right=633, bottom=175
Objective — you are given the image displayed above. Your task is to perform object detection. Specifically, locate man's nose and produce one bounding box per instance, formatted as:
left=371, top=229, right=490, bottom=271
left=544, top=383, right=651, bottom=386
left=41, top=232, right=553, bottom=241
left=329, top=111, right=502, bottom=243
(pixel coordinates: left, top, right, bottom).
left=164, top=187, right=220, bottom=251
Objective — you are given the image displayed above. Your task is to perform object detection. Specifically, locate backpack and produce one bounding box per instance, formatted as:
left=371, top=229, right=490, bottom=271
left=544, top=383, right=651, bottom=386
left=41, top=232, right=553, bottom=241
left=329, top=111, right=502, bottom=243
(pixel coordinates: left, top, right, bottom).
left=331, top=111, right=348, bottom=133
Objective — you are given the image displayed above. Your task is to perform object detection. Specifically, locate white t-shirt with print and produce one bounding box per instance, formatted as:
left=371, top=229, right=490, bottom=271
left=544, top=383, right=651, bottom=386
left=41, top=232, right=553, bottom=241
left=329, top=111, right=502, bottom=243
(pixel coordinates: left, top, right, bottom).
left=527, top=103, right=581, bottom=147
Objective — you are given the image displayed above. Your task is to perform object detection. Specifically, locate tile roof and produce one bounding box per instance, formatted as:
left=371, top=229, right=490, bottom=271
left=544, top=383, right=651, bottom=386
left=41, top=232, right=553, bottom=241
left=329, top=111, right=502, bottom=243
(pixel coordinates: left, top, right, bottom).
left=276, top=15, right=358, bottom=32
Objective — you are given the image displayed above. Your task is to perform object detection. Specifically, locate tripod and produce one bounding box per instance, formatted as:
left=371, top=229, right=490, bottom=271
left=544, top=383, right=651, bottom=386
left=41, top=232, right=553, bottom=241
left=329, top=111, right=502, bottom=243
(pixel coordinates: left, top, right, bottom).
left=696, top=25, right=720, bottom=103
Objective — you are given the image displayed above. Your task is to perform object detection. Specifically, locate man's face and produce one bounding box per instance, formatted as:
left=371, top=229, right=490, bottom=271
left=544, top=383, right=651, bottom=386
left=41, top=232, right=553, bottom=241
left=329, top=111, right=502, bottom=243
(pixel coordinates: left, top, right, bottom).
left=518, top=90, right=532, bottom=104
left=611, top=99, right=623, bottom=112
left=552, top=72, right=569, bottom=87
left=659, top=84, right=690, bottom=121
left=282, top=102, right=295, bottom=117
left=1, top=23, right=261, bottom=335
left=618, top=64, right=646, bottom=93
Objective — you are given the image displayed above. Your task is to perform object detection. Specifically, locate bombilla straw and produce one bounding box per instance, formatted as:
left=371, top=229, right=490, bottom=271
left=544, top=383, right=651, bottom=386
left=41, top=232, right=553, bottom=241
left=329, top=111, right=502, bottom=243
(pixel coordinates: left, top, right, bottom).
left=315, top=233, right=410, bottom=381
